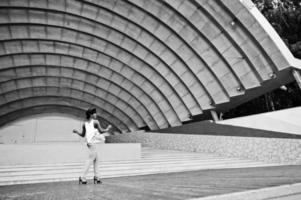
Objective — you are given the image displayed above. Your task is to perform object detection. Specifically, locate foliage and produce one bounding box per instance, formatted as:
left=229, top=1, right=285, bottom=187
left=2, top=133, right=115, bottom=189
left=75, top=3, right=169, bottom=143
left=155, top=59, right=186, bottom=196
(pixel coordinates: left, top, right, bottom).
left=253, top=0, right=301, bottom=58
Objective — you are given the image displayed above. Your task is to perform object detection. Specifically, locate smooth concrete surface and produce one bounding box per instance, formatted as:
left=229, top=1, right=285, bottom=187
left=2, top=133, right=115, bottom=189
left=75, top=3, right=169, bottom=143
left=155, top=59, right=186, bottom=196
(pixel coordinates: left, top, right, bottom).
left=1, top=165, right=301, bottom=200
left=190, top=182, right=301, bottom=200
left=0, top=115, right=82, bottom=143
left=218, top=106, right=301, bottom=135
left=0, top=143, right=141, bottom=165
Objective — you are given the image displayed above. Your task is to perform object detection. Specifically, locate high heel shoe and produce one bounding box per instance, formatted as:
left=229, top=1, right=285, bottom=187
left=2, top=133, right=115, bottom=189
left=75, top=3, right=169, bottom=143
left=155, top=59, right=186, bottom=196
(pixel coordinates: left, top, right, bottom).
left=93, top=176, right=102, bottom=184
left=79, top=177, right=87, bottom=184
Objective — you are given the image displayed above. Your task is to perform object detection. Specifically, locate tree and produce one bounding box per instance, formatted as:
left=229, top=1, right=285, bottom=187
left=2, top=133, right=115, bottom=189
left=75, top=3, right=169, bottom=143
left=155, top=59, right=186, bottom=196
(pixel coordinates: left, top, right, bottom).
left=252, top=0, right=301, bottom=58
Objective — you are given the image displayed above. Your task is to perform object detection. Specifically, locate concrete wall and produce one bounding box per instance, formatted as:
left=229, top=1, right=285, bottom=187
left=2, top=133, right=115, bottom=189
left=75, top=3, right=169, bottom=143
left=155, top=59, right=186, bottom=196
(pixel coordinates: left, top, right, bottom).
left=0, top=114, right=141, bottom=166
left=0, top=143, right=141, bottom=165
left=107, top=131, right=301, bottom=165
left=0, top=114, right=82, bottom=143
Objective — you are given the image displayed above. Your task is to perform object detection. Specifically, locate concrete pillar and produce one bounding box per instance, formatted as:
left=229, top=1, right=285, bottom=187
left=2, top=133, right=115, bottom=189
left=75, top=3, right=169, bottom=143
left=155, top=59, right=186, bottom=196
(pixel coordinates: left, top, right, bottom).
left=210, top=110, right=219, bottom=122
left=292, top=69, right=301, bottom=90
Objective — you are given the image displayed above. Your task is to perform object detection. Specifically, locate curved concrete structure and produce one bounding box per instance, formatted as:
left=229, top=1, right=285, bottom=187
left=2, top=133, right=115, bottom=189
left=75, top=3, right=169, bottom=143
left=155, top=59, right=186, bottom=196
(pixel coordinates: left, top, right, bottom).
left=0, top=0, right=299, bottom=133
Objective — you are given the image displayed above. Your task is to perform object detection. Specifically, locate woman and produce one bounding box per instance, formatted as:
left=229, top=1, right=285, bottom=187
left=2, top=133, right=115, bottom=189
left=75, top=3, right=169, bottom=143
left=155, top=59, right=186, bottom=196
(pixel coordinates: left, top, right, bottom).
left=73, top=108, right=112, bottom=184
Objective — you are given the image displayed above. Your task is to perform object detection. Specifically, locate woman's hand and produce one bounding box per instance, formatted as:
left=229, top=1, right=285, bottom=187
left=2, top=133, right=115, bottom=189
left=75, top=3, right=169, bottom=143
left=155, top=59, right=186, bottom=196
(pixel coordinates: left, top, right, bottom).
left=73, top=129, right=79, bottom=134
left=106, top=125, right=112, bottom=131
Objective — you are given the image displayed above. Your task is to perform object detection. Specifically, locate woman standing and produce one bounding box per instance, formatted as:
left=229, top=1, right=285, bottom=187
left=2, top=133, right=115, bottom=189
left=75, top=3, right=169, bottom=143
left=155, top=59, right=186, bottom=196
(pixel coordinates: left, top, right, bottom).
left=73, top=108, right=111, bottom=184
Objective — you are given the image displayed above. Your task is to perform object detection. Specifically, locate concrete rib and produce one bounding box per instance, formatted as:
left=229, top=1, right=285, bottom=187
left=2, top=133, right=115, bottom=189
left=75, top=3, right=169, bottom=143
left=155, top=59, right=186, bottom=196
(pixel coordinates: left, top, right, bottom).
left=0, top=24, right=173, bottom=128
left=0, top=5, right=186, bottom=126
left=126, top=0, right=231, bottom=105
left=162, top=0, right=246, bottom=99
left=0, top=75, right=143, bottom=132
left=0, top=84, right=144, bottom=128
left=0, top=105, right=123, bottom=133
left=0, top=62, right=156, bottom=129
left=0, top=46, right=164, bottom=128
left=0, top=86, right=132, bottom=130
left=209, top=0, right=277, bottom=79
left=0, top=53, right=160, bottom=129
left=0, top=96, right=129, bottom=132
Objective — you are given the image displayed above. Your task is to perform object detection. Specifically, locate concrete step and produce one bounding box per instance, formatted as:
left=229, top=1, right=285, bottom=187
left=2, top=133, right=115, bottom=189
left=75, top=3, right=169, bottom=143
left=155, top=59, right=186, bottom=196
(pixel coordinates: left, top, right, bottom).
left=0, top=148, right=279, bottom=186
left=0, top=159, right=273, bottom=177
left=0, top=156, right=260, bottom=171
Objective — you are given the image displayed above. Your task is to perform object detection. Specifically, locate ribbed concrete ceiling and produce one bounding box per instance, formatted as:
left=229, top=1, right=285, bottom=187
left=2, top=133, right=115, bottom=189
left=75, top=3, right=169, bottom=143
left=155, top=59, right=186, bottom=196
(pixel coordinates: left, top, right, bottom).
left=0, top=0, right=296, bottom=133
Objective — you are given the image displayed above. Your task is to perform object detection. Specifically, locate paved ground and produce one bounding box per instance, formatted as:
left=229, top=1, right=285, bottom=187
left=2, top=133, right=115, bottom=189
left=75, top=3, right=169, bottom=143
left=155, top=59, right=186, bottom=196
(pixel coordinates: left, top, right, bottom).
left=1, top=165, right=301, bottom=200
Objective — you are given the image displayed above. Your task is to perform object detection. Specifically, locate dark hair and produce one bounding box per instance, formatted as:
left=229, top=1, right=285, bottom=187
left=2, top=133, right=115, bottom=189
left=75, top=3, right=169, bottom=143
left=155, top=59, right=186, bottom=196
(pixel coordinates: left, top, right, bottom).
left=86, top=108, right=96, bottom=119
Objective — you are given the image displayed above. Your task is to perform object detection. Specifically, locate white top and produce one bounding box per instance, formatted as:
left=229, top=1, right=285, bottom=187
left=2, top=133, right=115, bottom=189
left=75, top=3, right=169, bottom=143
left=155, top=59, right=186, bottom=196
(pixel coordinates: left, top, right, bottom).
left=84, top=119, right=100, bottom=144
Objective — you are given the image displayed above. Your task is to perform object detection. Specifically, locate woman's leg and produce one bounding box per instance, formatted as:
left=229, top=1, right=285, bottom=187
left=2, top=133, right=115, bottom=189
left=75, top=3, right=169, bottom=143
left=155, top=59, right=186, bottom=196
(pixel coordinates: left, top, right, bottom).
left=93, top=150, right=99, bottom=177
left=93, top=149, right=102, bottom=184
left=81, top=144, right=96, bottom=179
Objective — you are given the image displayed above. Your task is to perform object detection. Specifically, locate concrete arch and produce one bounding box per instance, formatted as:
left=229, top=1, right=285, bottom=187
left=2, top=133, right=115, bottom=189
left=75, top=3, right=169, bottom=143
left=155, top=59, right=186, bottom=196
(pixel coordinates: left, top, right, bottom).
left=0, top=79, right=137, bottom=131
left=209, top=1, right=279, bottom=73
left=0, top=51, right=163, bottom=129
left=0, top=27, right=185, bottom=124
left=67, top=0, right=208, bottom=111
left=0, top=26, right=180, bottom=126
left=0, top=7, right=192, bottom=123
left=0, top=96, right=129, bottom=132
left=0, top=70, right=146, bottom=128
left=0, top=105, right=122, bottom=133
left=0, top=81, right=142, bottom=129
left=148, top=0, right=261, bottom=91
left=0, top=0, right=298, bottom=130
left=113, top=0, right=233, bottom=103
left=0, top=35, right=174, bottom=127
left=6, top=0, right=205, bottom=114
left=0, top=47, right=168, bottom=129
left=176, top=0, right=274, bottom=83
left=0, top=95, right=130, bottom=132
left=0, top=59, right=159, bottom=129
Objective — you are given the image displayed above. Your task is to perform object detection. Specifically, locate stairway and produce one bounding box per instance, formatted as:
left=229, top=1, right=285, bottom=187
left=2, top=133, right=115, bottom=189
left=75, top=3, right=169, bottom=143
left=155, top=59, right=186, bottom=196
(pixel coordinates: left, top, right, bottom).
left=0, top=147, right=279, bottom=186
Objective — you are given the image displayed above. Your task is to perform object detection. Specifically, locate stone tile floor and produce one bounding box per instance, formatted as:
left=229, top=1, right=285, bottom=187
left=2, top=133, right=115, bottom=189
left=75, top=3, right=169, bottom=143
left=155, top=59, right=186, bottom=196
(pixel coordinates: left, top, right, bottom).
left=1, top=165, right=301, bottom=200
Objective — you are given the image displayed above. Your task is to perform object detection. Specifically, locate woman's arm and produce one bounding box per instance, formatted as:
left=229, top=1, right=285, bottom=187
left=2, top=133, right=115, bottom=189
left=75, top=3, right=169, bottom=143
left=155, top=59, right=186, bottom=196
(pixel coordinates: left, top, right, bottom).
left=73, top=124, right=86, bottom=137
left=94, top=120, right=111, bottom=133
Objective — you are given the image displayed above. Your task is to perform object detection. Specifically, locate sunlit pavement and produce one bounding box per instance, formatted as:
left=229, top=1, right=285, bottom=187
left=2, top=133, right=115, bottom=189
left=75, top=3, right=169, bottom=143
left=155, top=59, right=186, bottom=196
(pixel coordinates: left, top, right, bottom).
left=1, top=165, right=301, bottom=200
